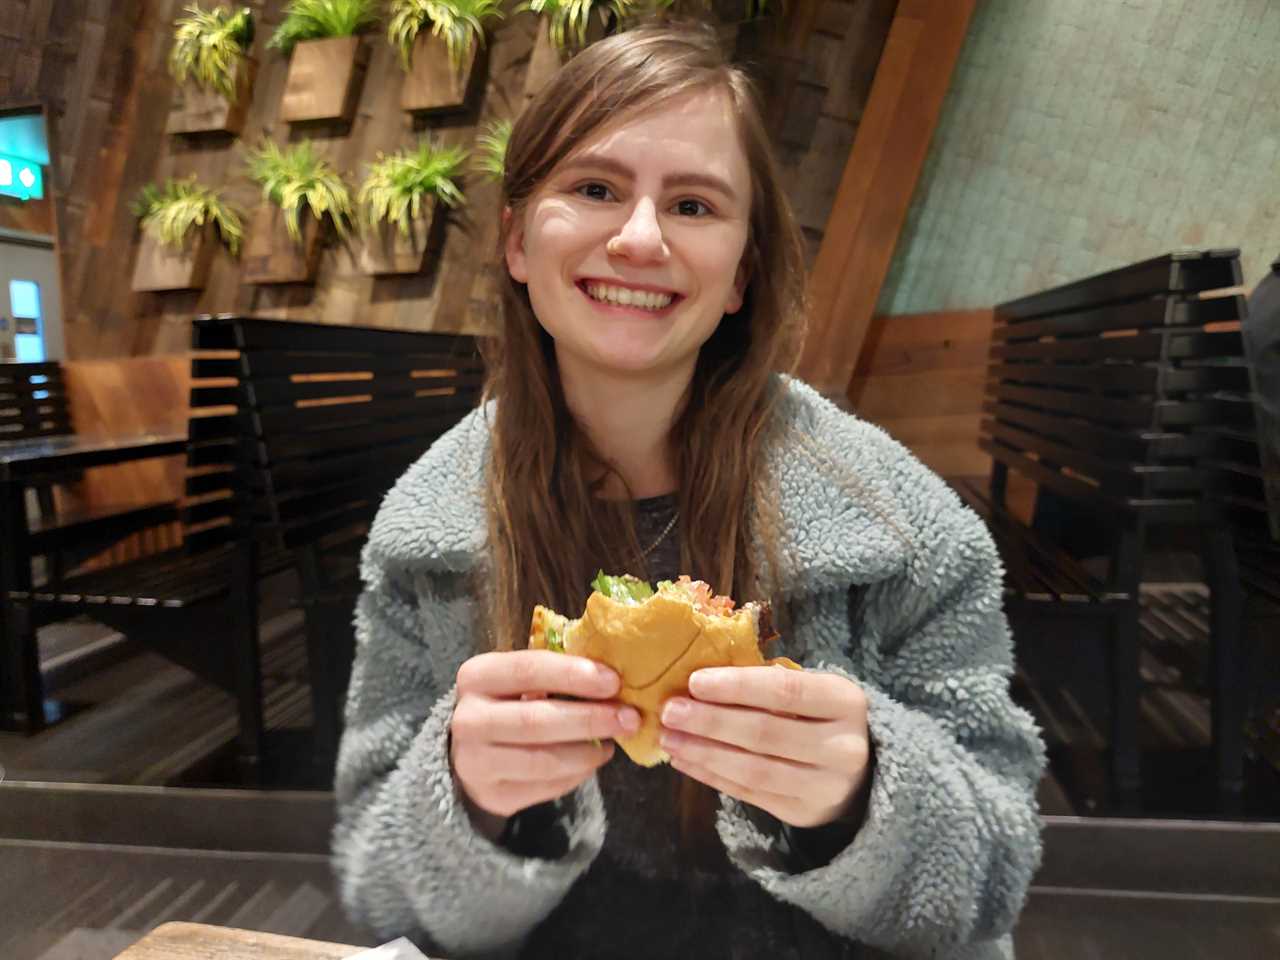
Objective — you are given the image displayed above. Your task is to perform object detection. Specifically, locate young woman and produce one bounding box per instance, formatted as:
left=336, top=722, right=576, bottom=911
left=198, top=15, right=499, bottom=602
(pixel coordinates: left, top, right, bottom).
left=334, top=22, right=1045, bottom=960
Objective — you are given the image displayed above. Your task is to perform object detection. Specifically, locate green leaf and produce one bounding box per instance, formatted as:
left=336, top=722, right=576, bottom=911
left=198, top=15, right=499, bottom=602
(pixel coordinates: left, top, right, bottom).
left=169, top=5, right=254, bottom=100
left=268, top=0, right=380, bottom=55
left=591, top=571, right=654, bottom=604
left=386, top=0, right=504, bottom=73
left=357, top=138, right=468, bottom=236
left=132, top=175, right=244, bottom=256
left=244, top=139, right=354, bottom=243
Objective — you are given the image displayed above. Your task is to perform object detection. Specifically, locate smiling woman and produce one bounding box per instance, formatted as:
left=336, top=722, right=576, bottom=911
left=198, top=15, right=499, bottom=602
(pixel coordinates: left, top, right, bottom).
left=332, top=18, right=1045, bottom=960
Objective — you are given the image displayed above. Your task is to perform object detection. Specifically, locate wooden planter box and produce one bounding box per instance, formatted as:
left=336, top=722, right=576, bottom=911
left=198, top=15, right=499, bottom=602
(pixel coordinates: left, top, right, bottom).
left=400, top=33, right=479, bottom=114
left=132, top=228, right=215, bottom=292
left=523, top=15, right=607, bottom=102
left=167, top=57, right=257, bottom=136
left=358, top=202, right=437, bottom=275
left=280, top=36, right=369, bottom=124
left=243, top=204, right=323, bottom=284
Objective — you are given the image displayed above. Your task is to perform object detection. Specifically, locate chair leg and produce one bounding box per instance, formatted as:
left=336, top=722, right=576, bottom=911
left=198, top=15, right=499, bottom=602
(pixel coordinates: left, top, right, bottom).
left=1107, top=528, right=1143, bottom=800
left=302, top=602, right=339, bottom=765
left=229, top=542, right=265, bottom=785
left=1203, top=526, right=1246, bottom=800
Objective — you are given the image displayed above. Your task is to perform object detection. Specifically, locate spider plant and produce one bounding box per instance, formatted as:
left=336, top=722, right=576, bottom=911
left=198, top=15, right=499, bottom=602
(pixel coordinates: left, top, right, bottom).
left=244, top=139, right=354, bottom=243
left=130, top=176, right=244, bottom=256
left=267, top=0, right=379, bottom=55
left=473, top=118, right=511, bottom=183
left=387, top=0, right=504, bottom=73
left=517, top=0, right=632, bottom=53
left=169, top=5, right=255, bottom=100
left=359, top=140, right=468, bottom=237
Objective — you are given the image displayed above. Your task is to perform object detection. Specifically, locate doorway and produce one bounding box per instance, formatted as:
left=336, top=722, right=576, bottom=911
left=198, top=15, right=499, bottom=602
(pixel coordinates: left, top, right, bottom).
left=0, top=233, right=63, bottom=362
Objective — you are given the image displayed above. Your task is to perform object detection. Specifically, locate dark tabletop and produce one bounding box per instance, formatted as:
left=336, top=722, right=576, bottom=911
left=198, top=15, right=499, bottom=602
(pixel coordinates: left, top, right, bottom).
left=0, top=432, right=187, bottom=480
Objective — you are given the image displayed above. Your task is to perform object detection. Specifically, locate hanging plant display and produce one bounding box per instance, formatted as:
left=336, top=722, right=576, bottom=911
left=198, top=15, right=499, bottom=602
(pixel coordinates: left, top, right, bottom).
left=269, top=0, right=378, bottom=123
left=389, top=0, right=504, bottom=113
left=519, top=0, right=629, bottom=101
left=357, top=140, right=467, bottom=275
left=242, top=139, right=353, bottom=284
left=130, top=176, right=243, bottom=292
left=166, top=4, right=257, bottom=135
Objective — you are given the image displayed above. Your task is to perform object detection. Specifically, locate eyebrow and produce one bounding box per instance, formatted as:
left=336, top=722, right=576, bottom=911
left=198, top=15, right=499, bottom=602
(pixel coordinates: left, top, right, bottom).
left=557, top=153, right=740, bottom=203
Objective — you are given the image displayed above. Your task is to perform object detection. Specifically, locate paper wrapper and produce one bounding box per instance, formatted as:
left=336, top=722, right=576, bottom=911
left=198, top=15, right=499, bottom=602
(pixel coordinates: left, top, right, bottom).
left=346, top=938, right=432, bottom=959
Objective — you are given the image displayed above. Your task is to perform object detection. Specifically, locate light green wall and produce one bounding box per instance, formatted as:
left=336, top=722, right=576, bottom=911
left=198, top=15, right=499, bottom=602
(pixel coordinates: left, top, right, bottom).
left=878, top=0, right=1280, bottom=314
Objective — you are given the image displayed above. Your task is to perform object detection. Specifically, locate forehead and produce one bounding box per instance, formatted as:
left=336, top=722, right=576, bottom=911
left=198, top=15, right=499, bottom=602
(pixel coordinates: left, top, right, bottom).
left=559, top=89, right=750, bottom=190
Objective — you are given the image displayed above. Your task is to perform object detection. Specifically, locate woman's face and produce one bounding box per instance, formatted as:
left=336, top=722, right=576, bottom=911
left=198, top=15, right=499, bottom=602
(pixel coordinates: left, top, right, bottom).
left=505, top=89, right=752, bottom=382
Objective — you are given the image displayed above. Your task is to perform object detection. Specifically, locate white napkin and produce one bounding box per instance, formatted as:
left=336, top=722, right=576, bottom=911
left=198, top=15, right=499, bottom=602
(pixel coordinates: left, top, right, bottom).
left=345, top=937, right=431, bottom=959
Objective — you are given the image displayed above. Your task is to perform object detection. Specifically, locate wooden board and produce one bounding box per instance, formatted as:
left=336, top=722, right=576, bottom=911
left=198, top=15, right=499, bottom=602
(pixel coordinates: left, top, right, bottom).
left=280, top=36, right=368, bottom=124
left=243, top=204, right=323, bottom=285
left=132, top=229, right=214, bottom=292
left=112, top=922, right=362, bottom=960
left=59, top=355, right=190, bottom=566
left=848, top=309, right=997, bottom=484
left=400, top=33, right=478, bottom=114
left=166, top=58, right=257, bottom=136
left=798, top=0, right=978, bottom=396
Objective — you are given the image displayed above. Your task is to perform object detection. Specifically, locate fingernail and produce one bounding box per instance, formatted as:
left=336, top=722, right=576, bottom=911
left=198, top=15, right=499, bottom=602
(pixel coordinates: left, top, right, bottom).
left=593, top=662, right=617, bottom=684
left=617, top=707, right=640, bottom=733
left=662, top=699, right=689, bottom=727
left=660, top=731, right=682, bottom=753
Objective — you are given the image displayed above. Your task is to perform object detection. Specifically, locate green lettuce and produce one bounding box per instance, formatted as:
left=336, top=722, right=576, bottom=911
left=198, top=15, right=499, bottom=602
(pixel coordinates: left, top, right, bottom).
left=591, top=571, right=654, bottom=604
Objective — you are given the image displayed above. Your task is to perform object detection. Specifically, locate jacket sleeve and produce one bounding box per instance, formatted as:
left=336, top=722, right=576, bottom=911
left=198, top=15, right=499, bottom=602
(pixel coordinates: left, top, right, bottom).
left=331, top=548, right=606, bottom=957
left=717, top=502, right=1045, bottom=958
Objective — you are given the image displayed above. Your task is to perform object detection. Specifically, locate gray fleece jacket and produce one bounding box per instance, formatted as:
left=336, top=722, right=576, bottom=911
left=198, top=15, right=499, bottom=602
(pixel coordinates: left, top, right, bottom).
left=332, top=375, right=1046, bottom=959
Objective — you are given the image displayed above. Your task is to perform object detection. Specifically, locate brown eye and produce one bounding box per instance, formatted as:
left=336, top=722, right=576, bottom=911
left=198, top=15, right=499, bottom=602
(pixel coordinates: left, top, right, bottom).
left=578, top=183, right=613, bottom=201
left=675, top=199, right=710, bottom=217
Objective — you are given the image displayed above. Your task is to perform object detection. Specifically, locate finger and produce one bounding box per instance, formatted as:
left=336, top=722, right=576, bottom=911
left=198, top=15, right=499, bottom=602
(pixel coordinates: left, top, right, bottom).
left=688, top=666, right=858, bottom=720
left=461, top=740, right=615, bottom=784
left=475, top=773, right=597, bottom=819
left=667, top=755, right=794, bottom=822
left=457, top=697, right=640, bottom=745
left=659, top=729, right=815, bottom=798
left=660, top=698, right=829, bottom=765
left=458, top=650, right=620, bottom=700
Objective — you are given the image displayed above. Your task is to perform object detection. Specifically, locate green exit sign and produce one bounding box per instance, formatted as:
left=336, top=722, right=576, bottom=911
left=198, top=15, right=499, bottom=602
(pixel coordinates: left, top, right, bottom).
left=0, top=152, right=43, bottom=201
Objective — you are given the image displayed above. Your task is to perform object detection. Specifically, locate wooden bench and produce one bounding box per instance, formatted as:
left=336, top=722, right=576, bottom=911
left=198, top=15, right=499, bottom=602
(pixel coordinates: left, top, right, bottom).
left=1143, top=257, right=1280, bottom=785
left=951, top=249, right=1252, bottom=798
left=195, top=314, right=484, bottom=765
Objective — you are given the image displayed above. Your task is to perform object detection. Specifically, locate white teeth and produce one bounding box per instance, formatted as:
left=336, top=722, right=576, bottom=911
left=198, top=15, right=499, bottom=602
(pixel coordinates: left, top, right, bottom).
left=585, top=282, right=673, bottom=311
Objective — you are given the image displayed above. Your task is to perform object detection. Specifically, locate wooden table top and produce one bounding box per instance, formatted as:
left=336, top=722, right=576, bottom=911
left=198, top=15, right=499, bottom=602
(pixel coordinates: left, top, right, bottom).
left=112, top=922, right=369, bottom=959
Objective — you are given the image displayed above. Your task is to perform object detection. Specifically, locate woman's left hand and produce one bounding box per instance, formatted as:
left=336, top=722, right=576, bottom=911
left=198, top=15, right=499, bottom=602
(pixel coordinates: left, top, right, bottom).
left=659, top=666, right=872, bottom=829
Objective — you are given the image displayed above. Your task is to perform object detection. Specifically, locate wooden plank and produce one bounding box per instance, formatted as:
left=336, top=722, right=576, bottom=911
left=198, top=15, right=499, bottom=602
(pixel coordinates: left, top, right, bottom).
left=854, top=309, right=994, bottom=376
left=849, top=368, right=987, bottom=421
left=798, top=0, right=979, bottom=396
left=112, top=921, right=361, bottom=960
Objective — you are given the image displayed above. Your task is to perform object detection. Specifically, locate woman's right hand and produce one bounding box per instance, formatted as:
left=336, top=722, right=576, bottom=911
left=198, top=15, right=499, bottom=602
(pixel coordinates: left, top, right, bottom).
left=451, top=650, right=641, bottom=828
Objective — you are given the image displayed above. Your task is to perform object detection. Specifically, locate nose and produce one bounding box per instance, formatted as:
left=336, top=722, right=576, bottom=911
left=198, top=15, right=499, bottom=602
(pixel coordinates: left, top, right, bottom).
left=607, top=197, right=669, bottom=263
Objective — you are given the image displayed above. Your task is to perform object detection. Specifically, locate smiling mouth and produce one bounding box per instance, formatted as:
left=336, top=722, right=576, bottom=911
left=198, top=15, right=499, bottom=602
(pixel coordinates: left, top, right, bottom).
left=578, top=280, right=682, bottom=313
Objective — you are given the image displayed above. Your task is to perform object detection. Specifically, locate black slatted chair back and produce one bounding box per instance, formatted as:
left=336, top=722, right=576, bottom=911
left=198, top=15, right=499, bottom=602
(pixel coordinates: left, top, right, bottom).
left=984, top=249, right=1248, bottom=530
left=194, top=314, right=485, bottom=761
left=0, top=362, right=71, bottom=442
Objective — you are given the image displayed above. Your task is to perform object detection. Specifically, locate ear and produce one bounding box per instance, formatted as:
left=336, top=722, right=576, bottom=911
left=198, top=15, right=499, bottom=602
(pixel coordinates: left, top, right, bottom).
left=724, top=253, right=750, bottom=315
left=503, top=206, right=529, bottom=283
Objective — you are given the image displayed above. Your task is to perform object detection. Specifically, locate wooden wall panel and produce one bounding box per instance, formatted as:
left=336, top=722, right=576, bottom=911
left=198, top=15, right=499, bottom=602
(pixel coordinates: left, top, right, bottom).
left=8, top=1, right=895, bottom=360
left=799, top=0, right=978, bottom=397
left=848, top=308, right=992, bottom=478
left=847, top=306, right=1037, bottom=519
left=59, top=355, right=190, bottom=563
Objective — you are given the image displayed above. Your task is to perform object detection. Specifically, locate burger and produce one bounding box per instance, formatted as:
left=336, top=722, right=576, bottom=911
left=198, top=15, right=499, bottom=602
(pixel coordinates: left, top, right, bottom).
left=529, top=572, right=801, bottom=766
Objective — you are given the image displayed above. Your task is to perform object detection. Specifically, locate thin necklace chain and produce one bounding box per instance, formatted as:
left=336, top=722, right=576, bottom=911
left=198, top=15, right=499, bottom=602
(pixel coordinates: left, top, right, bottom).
left=638, top=510, right=679, bottom=561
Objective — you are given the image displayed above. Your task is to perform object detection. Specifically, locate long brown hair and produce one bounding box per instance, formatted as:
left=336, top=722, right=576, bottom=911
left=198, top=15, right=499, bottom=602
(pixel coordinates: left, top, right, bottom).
left=478, top=20, right=809, bottom=848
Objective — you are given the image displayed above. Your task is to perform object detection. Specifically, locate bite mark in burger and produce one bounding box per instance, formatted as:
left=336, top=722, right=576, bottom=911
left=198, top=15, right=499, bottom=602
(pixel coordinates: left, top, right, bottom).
left=530, top=573, right=801, bottom=766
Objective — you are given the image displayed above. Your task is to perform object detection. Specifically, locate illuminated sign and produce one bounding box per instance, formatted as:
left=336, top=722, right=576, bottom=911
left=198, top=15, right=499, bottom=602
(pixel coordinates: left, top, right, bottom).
left=0, top=152, right=44, bottom=201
